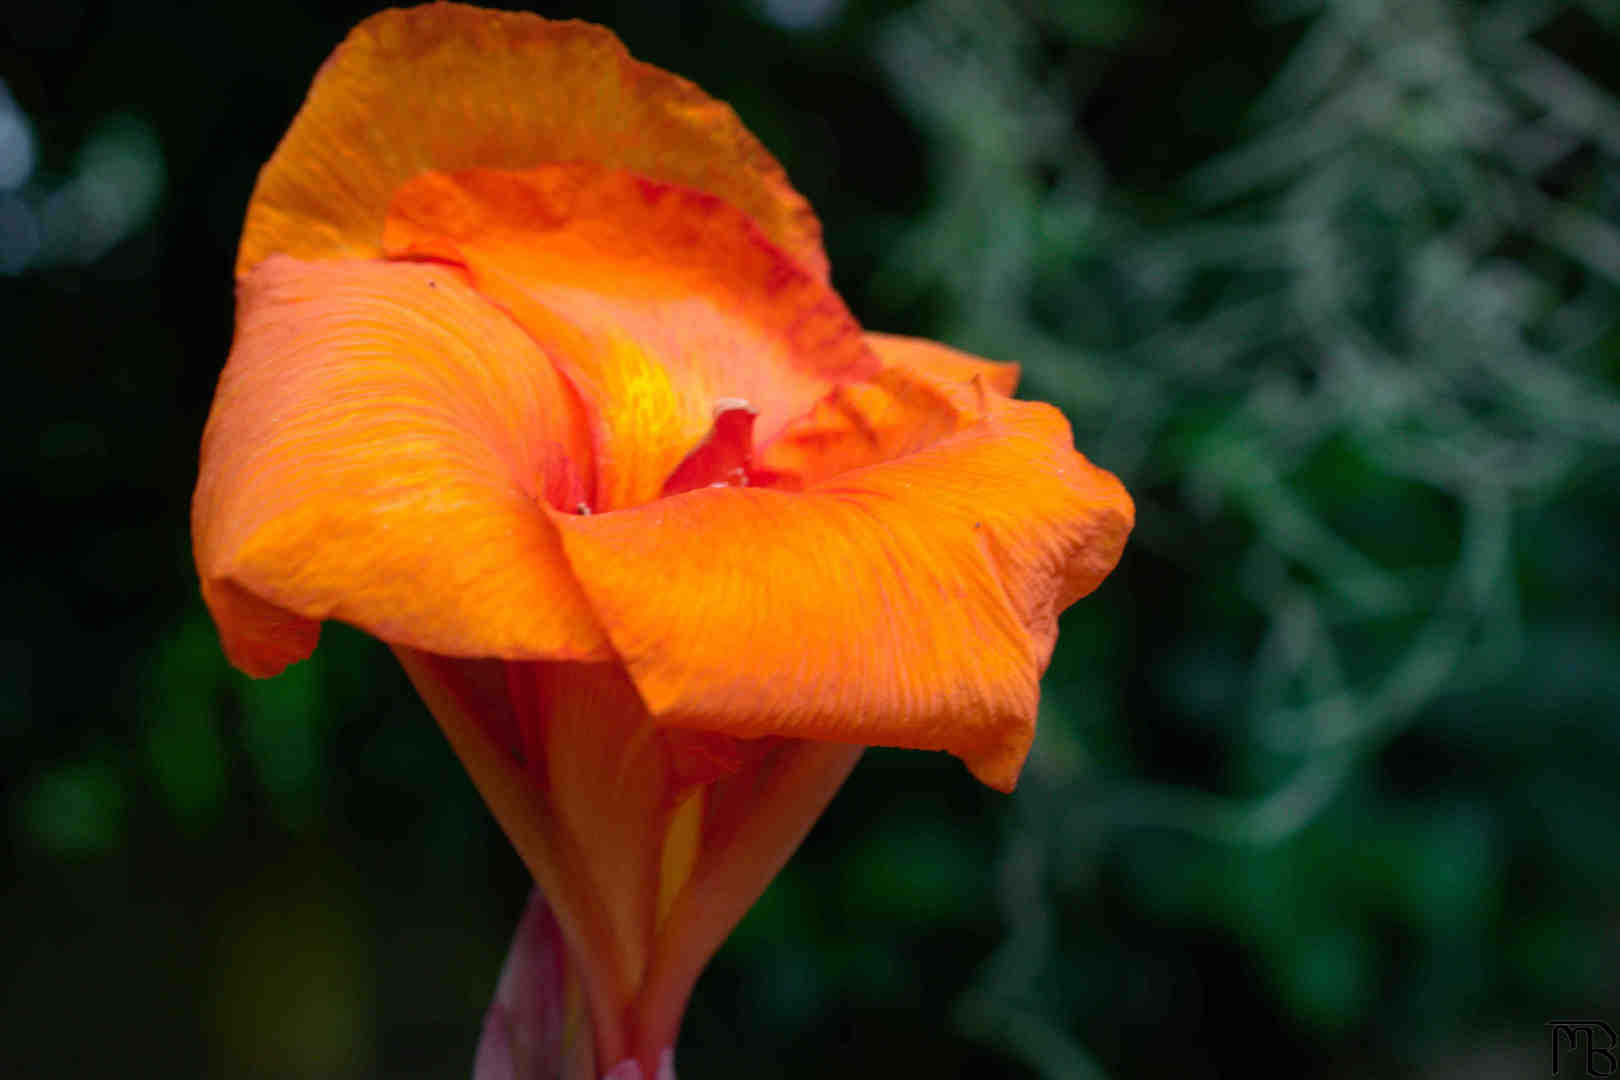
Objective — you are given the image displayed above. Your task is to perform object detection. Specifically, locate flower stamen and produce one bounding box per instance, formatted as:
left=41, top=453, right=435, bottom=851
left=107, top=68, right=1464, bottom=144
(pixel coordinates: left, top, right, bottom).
left=660, top=399, right=757, bottom=496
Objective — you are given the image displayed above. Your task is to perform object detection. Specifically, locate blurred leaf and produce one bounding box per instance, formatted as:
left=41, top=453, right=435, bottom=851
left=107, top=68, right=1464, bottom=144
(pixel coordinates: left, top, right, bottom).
left=17, top=757, right=126, bottom=856
left=143, top=611, right=231, bottom=828
left=237, top=652, right=327, bottom=830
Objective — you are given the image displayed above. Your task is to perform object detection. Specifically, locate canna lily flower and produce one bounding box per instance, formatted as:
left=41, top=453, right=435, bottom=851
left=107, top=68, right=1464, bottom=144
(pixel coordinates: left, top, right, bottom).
left=190, top=4, right=1133, bottom=1078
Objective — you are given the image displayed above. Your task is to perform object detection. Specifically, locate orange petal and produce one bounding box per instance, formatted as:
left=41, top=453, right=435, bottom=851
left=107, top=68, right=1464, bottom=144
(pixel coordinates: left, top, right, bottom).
left=239, top=4, right=828, bottom=283
left=755, top=366, right=985, bottom=490
left=383, top=165, right=879, bottom=509
left=193, top=255, right=610, bottom=676
left=865, top=331, right=1021, bottom=396
left=552, top=393, right=1134, bottom=792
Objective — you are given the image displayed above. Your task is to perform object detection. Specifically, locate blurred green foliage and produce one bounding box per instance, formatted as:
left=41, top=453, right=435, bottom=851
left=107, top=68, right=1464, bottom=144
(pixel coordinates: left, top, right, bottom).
left=3, top=0, right=1617, bottom=1076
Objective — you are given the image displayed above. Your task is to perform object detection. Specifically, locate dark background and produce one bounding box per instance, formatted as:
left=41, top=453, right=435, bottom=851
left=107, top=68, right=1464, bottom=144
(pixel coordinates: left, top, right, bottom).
left=5, top=0, right=1619, bottom=1076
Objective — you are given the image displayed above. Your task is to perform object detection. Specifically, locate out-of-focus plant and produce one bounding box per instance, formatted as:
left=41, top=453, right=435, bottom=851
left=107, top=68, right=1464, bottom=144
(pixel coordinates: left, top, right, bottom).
left=879, top=0, right=1620, bottom=1073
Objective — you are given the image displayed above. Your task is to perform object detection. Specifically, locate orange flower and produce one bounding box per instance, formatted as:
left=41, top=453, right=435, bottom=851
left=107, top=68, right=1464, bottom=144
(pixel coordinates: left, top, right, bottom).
left=191, top=5, right=1133, bottom=1076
